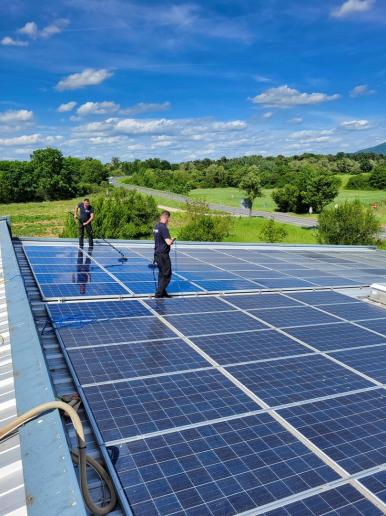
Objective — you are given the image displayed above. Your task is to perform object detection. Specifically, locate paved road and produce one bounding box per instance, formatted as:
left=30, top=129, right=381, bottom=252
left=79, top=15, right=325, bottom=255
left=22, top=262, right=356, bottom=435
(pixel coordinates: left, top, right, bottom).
left=111, top=178, right=318, bottom=229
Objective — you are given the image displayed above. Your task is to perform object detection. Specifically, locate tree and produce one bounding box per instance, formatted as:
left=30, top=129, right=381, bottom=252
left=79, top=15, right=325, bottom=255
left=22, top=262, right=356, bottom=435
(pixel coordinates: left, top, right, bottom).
left=239, top=167, right=263, bottom=216
left=369, top=164, right=386, bottom=189
left=178, top=199, right=232, bottom=242
left=260, top=218, right=288, bottom=243
left=31, top=147, right=76, bottom=200
left=79, top=158, right=108, bottom=184
left=318, top=200, right=381, bottom=245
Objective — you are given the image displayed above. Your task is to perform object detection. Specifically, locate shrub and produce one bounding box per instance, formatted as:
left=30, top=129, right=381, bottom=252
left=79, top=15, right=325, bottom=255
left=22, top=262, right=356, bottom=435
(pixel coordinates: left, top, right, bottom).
left=61, top=187, right=158, bottom=239
left=178, top=199, right=232, bottom=242
left=346, top=174, right=372, bottom=190
left=369, top=165, right=386, bottom=190
left=260, top=218, right=288, bottom=243
left=318, top=200, right=381, bottom=245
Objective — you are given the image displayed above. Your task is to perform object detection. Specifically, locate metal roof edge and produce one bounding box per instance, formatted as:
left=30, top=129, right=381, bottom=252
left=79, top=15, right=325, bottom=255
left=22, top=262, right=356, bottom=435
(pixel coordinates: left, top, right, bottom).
left=18, top=236, right=377, bottom=251
left=0, top=221, right=86, bottom=516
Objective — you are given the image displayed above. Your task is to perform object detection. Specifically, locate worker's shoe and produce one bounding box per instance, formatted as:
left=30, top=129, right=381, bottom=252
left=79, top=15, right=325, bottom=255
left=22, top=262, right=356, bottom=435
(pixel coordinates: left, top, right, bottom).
left=163, top=292, right=173, bottom=298
left=154, top=293, right=163, bottom=298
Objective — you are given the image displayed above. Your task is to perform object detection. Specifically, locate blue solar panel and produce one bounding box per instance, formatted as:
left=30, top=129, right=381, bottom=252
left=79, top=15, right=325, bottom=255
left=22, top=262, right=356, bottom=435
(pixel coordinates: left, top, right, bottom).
left=321, top=302, right=386, bottom=321
left=67, top=338, right=209, bottom=384
left=331, top=345, right=386, bottom=383
left=111, top=414, right=339, bottom=515
left=224, top=293, right=302, bottom=310
left=279, top=389, right=386, bottom=474
left=226, top=355, right=372, bottom=406
left=40, top=282, right=128, bottom=300
left=250, top=306, right=339, bottom=328
left=360, top=471, right=386, bottom=505
left=83, top=370, right=259, bottom=441
left=236, top=270, right=291, bottom=279
left=164, top=311, right=267, bottom=337
left=285, top=323, right=386, bottom=351
left=178, top=271, right=240, bottom=280
left=48, top=300, right=150, bottom=324
left=285, top=290, right=359, bottom=305
left=194, top=279, right=261, bottom=291
left=33, top=264, right=102, bottom=273
left=128, top=280, right=203, bottom=295
left=310, top=277, right=361, bottom=287
left=145, top=296, right=234, bottom=315
left=265, top=484, right=382, bottom=515
left=256, top=278, right=316, bottom=289
left=191, top=330, right=312, bottom=364
left=113, top=272, right=159, bottom=282
left=356, top=319, right=386, bottom=336
left=57, top=316, right=176, bottom=348
left=36, top=272, right=114, bottom=284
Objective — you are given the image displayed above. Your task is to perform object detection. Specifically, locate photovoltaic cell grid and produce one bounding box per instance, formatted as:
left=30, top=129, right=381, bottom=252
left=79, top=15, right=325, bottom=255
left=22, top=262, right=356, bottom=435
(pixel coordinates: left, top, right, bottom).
left=24, top=243, right=386, bottom=298
left=45, top=289, right=386, bottom=515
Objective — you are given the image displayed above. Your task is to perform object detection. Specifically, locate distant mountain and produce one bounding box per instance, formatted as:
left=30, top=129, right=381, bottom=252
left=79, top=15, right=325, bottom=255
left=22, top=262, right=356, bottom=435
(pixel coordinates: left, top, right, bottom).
left=357, top=142, right=386, bottom=155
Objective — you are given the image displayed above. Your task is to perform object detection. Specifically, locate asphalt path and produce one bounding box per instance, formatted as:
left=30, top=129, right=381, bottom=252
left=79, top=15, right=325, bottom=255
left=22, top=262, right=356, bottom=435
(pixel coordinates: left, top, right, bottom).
left=110, top=178, right=318, bottom=229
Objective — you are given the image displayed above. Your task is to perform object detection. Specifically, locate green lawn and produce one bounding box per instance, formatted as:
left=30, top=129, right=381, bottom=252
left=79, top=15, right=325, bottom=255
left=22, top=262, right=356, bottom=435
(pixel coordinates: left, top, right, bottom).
left=189, top=187, right=277, bottom=211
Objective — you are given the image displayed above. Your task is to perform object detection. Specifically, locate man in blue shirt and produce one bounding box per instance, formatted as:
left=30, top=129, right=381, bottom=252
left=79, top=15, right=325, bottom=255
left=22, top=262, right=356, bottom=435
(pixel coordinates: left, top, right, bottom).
left=153, top=210, right=175, bottom=298
left=75, top=198, right=94, bottom=248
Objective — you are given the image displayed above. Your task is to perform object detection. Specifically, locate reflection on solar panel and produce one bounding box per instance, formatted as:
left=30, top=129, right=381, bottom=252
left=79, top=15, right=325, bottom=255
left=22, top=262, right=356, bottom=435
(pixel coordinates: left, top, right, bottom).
left=37, top=244, right=386, bottom=515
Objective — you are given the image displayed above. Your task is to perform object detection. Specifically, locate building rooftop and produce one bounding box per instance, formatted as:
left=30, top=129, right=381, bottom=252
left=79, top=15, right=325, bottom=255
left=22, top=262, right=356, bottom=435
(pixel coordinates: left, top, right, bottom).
left=2, top=218, right=386, bottom=515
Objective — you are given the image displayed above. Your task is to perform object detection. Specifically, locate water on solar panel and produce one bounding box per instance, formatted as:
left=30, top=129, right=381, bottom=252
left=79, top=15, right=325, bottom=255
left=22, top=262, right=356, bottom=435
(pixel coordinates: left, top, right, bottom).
left=145, top=296, right=234, bottom=315
left=48, top=300, right=150, bottom=324
left=279, top=389, right=386, bottom=474
left=40, top=282, right=129, bottom=300
left=110, top=413, right=339, bottom=515
left=36, top=272, right=113, bottom=284
left=193, top=279, right=262, bottom=292
left=226, top=354, right=372, bottom=406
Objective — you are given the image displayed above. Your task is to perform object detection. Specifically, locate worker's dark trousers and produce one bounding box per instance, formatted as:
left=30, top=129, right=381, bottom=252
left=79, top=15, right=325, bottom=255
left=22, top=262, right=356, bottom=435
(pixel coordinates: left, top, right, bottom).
left=155, top=252, right=172, bottom=295
left=79, top=223, right=93, bottom=248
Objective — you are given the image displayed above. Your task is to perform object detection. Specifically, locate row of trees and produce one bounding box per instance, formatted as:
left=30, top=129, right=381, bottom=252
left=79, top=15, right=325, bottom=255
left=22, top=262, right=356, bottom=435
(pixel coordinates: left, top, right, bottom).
left=0, top=148, right=108, bottom=203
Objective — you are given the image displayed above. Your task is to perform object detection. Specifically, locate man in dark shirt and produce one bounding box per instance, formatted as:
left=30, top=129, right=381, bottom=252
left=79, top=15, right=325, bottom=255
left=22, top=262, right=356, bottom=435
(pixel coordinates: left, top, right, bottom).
left=153, top=210, right=175, bottom=298
left=75, top=198, right=94, bottom=248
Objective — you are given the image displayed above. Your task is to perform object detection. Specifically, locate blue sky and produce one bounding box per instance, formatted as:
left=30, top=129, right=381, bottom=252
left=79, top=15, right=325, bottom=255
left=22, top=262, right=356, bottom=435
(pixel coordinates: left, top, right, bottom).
left=1, top=0, right=385, bottom=162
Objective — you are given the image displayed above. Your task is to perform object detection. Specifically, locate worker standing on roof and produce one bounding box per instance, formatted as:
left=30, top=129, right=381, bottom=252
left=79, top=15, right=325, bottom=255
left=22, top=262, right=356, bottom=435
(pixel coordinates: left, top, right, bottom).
left=75, top=198, right=94, bottom=248
left=153, top=210, right=175, bottom=298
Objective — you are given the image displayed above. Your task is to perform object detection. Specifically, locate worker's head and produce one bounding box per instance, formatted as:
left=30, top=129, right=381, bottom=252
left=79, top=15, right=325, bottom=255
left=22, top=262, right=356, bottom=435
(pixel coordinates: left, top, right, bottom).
left=160, top=210, right=171, bottom=224
left=83, top=198, right=90, bottom=208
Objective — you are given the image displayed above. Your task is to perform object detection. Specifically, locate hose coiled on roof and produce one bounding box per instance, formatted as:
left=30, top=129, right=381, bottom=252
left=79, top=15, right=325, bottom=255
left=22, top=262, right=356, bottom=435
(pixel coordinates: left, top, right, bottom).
left=0, top=401, right=117, bottom=515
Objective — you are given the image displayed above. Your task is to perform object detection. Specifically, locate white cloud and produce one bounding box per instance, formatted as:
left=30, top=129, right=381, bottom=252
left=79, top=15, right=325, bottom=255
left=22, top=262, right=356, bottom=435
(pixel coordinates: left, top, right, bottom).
left=254, top=75, right=271, bottom=83
left=18, top=19, right=69, bottom=39
left=18, top=21, right=38, bottom=38
left=0, top=134, right=40, bottom=146
left=262, top=111, right=273, bottom=119
left=0, top=109, right=33, bottom=123
left=115, top=118, right=177, bottom=134
left=340, top=119, right=370, bottom=130
left=332, top=0, right=375, bottom=18
left=58, top=101, right=77, bottom=112
left=1, top=36, right=28, bottom=47
left=212, top=120, right=246, bottom=130
left=121, top=101, right=171, bottom=115
left=350, top=84, right=376, bottom=97
left=250, top=85, right=340, bottom=108
left=77, top=101, right=120, bottom=116
left=289, top=129, right=338, bottom=144
left=56, top=68, right=113, bottom=91
left=290, top=117, right=304, bottom=124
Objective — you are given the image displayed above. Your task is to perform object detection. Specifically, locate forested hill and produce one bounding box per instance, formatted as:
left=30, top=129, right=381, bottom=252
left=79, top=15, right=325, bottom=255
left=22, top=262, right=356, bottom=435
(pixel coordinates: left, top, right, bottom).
left=357, top=142, right=386, bottom=155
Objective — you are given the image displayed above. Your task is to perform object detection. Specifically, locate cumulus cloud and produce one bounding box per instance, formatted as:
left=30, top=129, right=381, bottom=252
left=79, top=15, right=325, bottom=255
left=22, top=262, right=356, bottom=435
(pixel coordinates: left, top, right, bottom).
left=250, top=85, right=340, bottom=108
left=115, top=118, right=177, bottom=134
left=77, top=101, right=120, bottom=116
left=18, top=19, right=69, bottom=39
left=289, top=129, right=339, bottom=144
left=340, top=119, right=370, bottom=130
left=58, top=101, right=77, bottom=112
left=350, top=84, right=376, bottom=97
left=332, top=0, right=375, bottom=18
left=56, top=68, right=113, bottom=91
left=121, top=101, right=171, bottom=115
left=290, top=117, right=304, bottom=124
left=254, top=75, right=271, bottom=83
left=0, top=109, right=33, bottom=123
left=262, top=112, right=273, bottom=119
left=1, top=36, right=28, bottom=47
left=0, top=134, right=45, bottom=146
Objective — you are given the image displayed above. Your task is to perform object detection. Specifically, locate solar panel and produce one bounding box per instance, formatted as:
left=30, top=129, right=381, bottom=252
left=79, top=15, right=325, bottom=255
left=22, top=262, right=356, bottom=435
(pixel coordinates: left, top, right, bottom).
left=320, top=302, right=386, bottom=321
left=249, top=306, right=339, bottom=328
left=83, top=369, right=259, bottom=441
left=190, top=330, right=313, bottom=364
left=145, top=296, right=234, bottom=315
left=285, top=290, right=359, bottom=305
left=163, top=311, right=267, bottom=337
left=36, top=272, right=114, bottom=284
left=356, top=319, right=386, bottom=336
left=265, top=484, right=383, bottom=515
left=359, top=471, right=386, bottom=505
left=279, top=389, right=386, bottom=474
left=256, top=278, right=316, bottom=289
left=331, top=345, right=386, bottom=383
left=48, top=300, right=151, bottom=324
left=111, top=414, right=339, bottom=515
left=224, top=293, right=302, bottom=310
left=66, top=338, right=209, bottom=384
left=193, top=279, right=262, bottom=292
left=40, top=282, right=128, bottom=300
left=226, top=354, right=372, bottom=406
left=285, top=323, right=386, bottom=351
left=57, top=316, right=176, bottom=348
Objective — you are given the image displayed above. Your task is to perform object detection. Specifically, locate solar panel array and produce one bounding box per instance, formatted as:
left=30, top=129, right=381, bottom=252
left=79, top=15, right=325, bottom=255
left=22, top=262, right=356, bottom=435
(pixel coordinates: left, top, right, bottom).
left=46, top=288, right=386, bottom=515
left=23, top=243, right=386, bottom=300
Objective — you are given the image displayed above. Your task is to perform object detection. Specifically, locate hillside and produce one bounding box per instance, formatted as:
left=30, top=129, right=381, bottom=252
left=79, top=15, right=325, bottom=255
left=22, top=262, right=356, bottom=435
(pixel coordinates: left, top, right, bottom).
left=357, top=142, right=386, bottom=155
